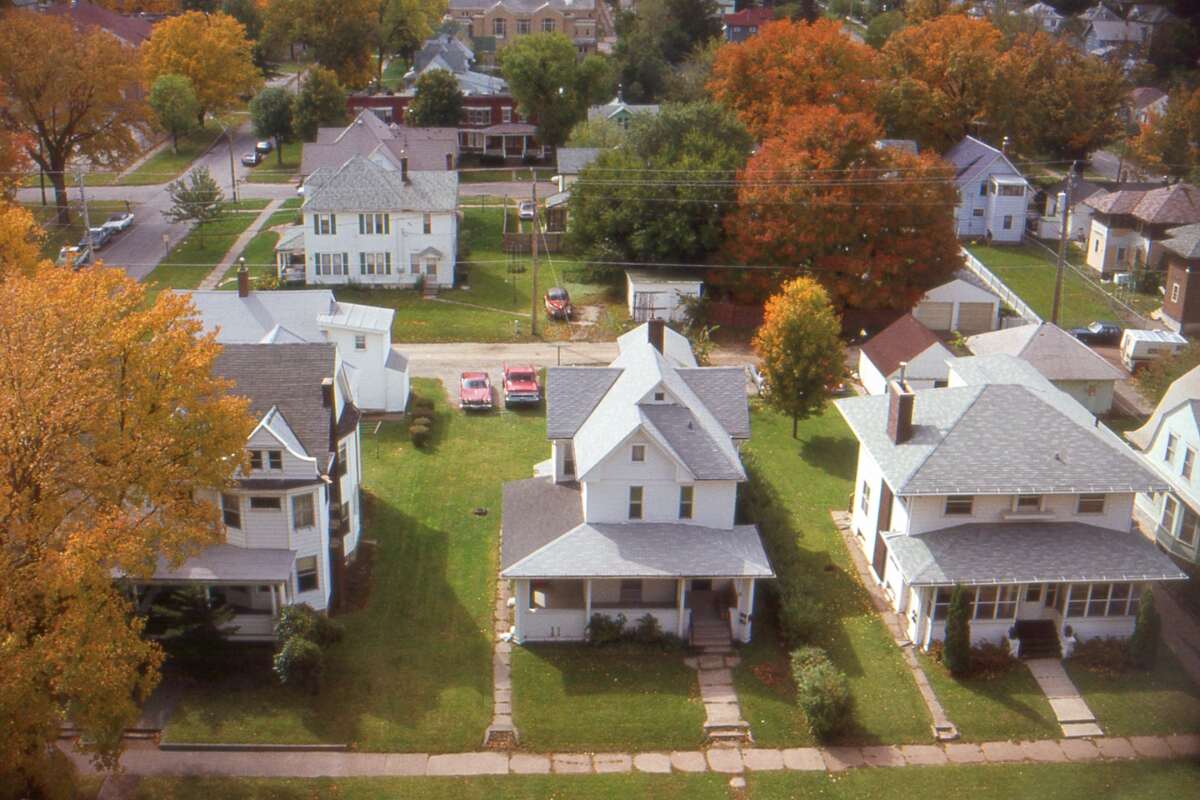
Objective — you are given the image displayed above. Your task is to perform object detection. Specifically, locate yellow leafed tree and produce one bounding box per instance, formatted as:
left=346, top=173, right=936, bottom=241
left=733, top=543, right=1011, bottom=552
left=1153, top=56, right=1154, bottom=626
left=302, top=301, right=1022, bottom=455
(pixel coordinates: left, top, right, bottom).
left=0, top=253, right=254, bottom=797
left=0, top=204, right=46, bottom=277
left=143, top=10, right=262, bottom=125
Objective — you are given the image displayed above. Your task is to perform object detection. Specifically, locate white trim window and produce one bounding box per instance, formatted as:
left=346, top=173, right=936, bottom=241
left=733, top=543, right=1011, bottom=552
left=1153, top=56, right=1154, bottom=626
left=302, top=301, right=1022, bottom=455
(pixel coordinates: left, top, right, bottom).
left=944, top=495, right=973, bottom=516
left=250, top=450, right=282, bottom=471
left=516, top=18, right=530, bottom=34
left=296, top=555, right=319, bottom=593
left=314, top=252, right=348, bottom=276
left=359, top=251, right=392, bottom=275
left=359, top=213, right=389, bottom=235
left=631, top=444, right=645, bottom=463
left=292, top=493, right=315, bottom=529
left=354, top=335, right=367, bottom=350
left=628, top=485, right=643, bottom=520
left=542, top=18, right=556, bottom=32
left=1179, top=506, right=1199, bottom=546
left=860, top=481, right=871, bottom=514
left=1077, top=493, right=1105, bottom=514
left=1183, top=447, right=1195, bottom=480
left=679, top=485, right=694, bottom=519
left=221, top=492, right=241, bottom=529
left=313, top=213, right=336, bottom=235
left=1065, top=582, right=1138, bottom=618
left=1166, top=432, right=1178, bottom=464
left=423, top=213, right=433, bottom=235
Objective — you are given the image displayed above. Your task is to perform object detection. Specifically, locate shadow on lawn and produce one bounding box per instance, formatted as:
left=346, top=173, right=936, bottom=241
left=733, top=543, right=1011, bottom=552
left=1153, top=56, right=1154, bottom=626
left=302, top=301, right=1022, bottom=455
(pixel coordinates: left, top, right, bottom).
left=518, top=642, right=696, bottom=701
left=799, top=435, right=858, bottom=482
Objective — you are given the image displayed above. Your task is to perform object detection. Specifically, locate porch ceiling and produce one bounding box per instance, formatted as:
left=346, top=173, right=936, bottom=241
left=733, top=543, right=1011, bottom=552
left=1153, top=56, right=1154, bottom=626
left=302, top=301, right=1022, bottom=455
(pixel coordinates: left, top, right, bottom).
left=123, top=544, right=297, bottom=585
left=885, top=523, right=1189, bottom=587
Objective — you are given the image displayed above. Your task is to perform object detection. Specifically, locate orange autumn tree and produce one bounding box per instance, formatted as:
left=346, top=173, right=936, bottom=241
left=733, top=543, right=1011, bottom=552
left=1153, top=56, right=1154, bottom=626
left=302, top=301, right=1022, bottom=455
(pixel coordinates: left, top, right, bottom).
left=0, top=203, right=46, bottom=277
left=753, top=276, right=846, bottom=438
left=707, top=18, right=880, bottom=139
left=716, top=106, right=962, bottom=310
left=0, top=263, right=253, bottom=797
left=877, top=14, right=1002, bottom=153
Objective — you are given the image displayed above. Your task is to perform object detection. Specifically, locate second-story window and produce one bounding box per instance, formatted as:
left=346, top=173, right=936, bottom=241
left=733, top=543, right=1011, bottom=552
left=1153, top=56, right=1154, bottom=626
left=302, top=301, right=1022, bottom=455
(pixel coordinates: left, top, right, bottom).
left=423, top=213, right=433, bottom=234
left=354, top=335, right=367, bottom=350
left=296, top=555, right=319, bottom=592
left=944, top=495, right=973, bottom=515
left=313, top=213, right=336, bottom=235
left=1166, top=432, right=1178, bottom=464
left=1077, top=493, right=1105, bottom=514
left=1014, top=494, right=1042, bottom=512
left=679, top=485, right=693, bottom=519
left=542, top=18, right=555, bottom=32
left=337, top=441, right=348, bottom=477
left=628, top=485, right=643, bottom=519
left=221, top=493, right=241, bottom=529
left=1184, top=447, right=1196, bottom=480
left=250, top=450, right=263, bottom=470
left=493, top=18, right=506, bottom=37
left=501, top=107, right=512, bottom=123
left=631, top=444, right=645, bottom=462
left=359, top=213, right=389, bottom=235
left=292, top=493, right=315, bottom=529
left=269, top=450, right=282, bottom=470
left=517, top=18, right=530, bottom=34
left=1181, top=508, right=1199, bottom=546
left=860, top=481, right=871, bottom=514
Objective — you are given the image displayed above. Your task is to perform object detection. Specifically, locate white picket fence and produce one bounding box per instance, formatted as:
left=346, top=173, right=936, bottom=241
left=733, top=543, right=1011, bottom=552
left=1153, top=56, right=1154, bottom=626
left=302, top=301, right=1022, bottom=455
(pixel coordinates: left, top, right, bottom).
left=960, top=247, right=1044, bottom=325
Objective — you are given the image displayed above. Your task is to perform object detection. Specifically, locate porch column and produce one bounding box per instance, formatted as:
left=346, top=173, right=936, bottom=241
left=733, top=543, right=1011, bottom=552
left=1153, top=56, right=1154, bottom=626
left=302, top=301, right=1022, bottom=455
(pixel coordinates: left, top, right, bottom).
left=584, top=579, right=592, bottom=623
left=739, top=579, right=756, bottom=643
left=204, top=586, right=211, bottom=606
left=913, top=587, right=929, bottom=649
left=269, top=583, right=278, bottom=617
left=675, top=579, right=686, bottom=638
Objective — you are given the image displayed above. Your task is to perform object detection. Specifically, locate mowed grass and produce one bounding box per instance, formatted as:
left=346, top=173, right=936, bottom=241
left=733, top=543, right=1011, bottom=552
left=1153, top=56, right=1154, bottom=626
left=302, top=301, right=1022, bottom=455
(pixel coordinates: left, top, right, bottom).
left=1064, top=643, right=1200, bottom=737
left=245, top=141, right=302, bottom=184
left=732, top=403, right=931, bottom=747
left=512, top=642, right=705, bottom=752
left=120, top=126, right=223, bottom=186
left=133, top=774, right=729, bottom=800
left=163, top=379, right=548, bottom=752
left=219, top=229, right=280, bottom=290
left=917, top=653, right=1059, bottom=742
left=143, top=200, right=270, bottom=295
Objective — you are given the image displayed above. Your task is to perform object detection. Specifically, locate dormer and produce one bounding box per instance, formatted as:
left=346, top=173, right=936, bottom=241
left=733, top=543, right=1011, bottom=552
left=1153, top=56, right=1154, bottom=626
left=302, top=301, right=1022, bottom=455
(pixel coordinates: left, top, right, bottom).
left=640, top=383, right=675, bottom=405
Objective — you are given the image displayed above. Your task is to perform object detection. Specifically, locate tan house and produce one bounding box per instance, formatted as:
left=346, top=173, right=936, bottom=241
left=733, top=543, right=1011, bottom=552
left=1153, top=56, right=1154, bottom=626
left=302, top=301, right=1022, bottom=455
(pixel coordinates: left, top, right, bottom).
left=1083, top=183, right=1200, bottom=276
left=448, top=0, right=610, bottom=61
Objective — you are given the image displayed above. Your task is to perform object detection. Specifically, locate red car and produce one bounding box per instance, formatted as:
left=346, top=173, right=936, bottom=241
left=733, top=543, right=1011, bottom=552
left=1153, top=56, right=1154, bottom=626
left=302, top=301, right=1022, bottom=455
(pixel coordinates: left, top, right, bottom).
left=503, top=364, right=541, bottom=407
left=544, top=287, right=572, bottom=320
left=459, top=371, right=493, bottom=410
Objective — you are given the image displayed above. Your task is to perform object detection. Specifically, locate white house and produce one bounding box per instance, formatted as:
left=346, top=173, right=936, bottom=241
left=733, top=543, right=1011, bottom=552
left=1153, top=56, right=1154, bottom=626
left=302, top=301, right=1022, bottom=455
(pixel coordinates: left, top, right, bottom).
left=943, top=136, right=1032, bottom=244
left=180, top=279, right=410, bottom=413
left=912, top=277, right=1001, bottom=334
left=294, top=154, right=459, bottom=289
left=837, top=353, right=1185, bottom=654
left=500, top=321, right=773, bottom=646
left=1127, top=366, right=1200, bottom=568
left=1025, top=2, right=1065, bottom=32
left=858, top=314, right=955, bottom=396
left=127, top=344, right=364, bottom=639
left=588, top=91, right=660, bottom=129
left=1130, top=86, right=1169, bottom=125
left=626, top=269, right=704, bottom=323
left=966, top=322, right=1126, bottom=415
left=1033, top=177, right=1106, bottom=242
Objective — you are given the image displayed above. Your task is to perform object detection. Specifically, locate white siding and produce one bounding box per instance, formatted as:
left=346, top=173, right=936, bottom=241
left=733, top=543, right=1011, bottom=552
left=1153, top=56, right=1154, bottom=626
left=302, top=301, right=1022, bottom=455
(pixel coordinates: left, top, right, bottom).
left=1054, top=378, right=1115, bottom=415
left=303, top=211, right=458, bottom=288
left=905, top=492, right=1135, bottom=534
left=858, top=351, right=888, bottom=396
left=244, top=427, right=319, bottom=480
left=583, top=478, right=737, bottom=529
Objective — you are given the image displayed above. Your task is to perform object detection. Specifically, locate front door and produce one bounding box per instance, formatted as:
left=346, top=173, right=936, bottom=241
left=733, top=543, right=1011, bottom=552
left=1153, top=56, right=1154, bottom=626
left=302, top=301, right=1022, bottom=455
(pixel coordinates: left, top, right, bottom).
left=1018, top=583, right=1046, bottom=619
left=871, top=533, right=888, bottom=582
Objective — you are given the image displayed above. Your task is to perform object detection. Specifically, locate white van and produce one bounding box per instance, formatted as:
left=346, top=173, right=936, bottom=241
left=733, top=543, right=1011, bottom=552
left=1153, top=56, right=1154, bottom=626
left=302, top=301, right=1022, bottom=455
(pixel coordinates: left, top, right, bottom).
left=1119, top=329, right=1187, bottom=372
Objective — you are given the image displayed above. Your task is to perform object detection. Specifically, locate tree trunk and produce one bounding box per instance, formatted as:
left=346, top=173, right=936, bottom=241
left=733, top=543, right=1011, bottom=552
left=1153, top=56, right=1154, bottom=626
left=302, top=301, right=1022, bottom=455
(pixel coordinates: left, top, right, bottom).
left=276, top=137, right=283, bottom=166
left=377, top=44, right=385, bottom=86
left=792, top=413, right=798, bottom=439
left=50, top=171, right=70, bottom=226
left=172, top=132, right=179, bottom=155
left=198, top=108, right=207, bottom=128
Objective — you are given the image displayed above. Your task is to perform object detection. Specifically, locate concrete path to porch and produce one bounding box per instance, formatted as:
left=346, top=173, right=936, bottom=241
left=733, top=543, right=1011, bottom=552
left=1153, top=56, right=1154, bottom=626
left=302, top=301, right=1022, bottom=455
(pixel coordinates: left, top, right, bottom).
left=1026, top=658, right=1103, bottom=739
left=484, top=552, right=518, bottom=748
left=197, top=197, right=285, bottom=290
left=684, top=654, right=749, bottom=744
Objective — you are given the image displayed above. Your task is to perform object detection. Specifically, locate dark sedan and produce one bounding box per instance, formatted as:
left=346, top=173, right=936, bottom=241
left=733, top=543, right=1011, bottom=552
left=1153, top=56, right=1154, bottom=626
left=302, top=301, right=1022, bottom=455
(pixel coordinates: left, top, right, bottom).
left=1069, top=321, right=1122, bottom=346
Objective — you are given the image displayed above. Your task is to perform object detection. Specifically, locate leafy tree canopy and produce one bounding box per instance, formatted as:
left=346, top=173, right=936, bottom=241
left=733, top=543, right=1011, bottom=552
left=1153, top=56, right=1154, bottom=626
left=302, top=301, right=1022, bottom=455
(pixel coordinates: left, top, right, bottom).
left=250, top=85, right=294, bottom=164
left=407, top=68, right=464, bottom=127
left=292, top=66, right=348, bottom=141
left=149, top=74, right=201, bottom=154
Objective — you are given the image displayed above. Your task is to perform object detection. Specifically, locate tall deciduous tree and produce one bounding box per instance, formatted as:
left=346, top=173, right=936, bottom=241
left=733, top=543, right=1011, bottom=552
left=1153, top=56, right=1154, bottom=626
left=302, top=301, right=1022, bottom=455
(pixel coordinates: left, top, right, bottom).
left=0, top=262, right=252, bottom=798
left=0, top=11, right=148, bottom=224
left=752, top=276, right=846, bottom=437
left=406, top=69, right=464, bottom=128
left=1129, top=88, right=1196, bottom=179
left=164, top=167, right=226, bottom=245
left=499, top=33, right=593, bottom=148
left=877, top=15, right=1002, bottom=153
left=149, top=74, right=202, bottom=154
left=142, top=11, right=262, bottom=125
left=566, top=117, right=627, bottom=148
left=371, top=0, right=446, bottom=85
left=718, top=107, right=962, bottom=310
left=0, top=82, right=31, bottom=200
left=707, top=18, right=880, bottom=139
left=287, top=0, right=377, bottom=88
left=250, top=86, right=294, bottom=165
left=291, top=66, right=348, bottom=141
left=0, top=203, right=46, bottom=277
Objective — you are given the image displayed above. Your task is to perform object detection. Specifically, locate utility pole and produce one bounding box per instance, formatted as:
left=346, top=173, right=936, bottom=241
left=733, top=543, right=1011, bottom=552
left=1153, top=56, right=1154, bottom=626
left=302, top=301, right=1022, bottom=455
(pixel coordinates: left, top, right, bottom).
left=529, top=169, right=538, bottom=337
left=77, top=171, right=91, bottom=235
left=1051, top=161, right=1076, bottom=326
left=38, top=140, right=46, bottom=206
left=225, top=126, right=239, bottom=204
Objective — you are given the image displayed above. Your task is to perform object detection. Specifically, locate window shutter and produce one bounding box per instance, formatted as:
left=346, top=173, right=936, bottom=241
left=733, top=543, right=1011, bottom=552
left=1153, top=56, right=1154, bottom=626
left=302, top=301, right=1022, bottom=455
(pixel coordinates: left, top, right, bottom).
left=384, top=214, right=390, bottom=234
left=385, top=252, right=392, bottom=274
left=330, top=215, right=337, bottom=235
left=312, top=214, right=319, bottom=235
left=342, top=253, right=348, bottom=275
left=358, top=214, right=364, bottom=234
left=360, top=252, right=366, bottom=274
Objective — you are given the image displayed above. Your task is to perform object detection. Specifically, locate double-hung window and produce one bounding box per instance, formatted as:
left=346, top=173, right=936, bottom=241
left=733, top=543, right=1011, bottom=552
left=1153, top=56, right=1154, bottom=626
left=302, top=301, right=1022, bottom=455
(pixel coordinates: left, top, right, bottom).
left=860, top=481, right=871, bottom=514
left=296, top=555, right=319, bottom=593
left=315, top=252, right=348, bottom=276
left=944, top=495, right=973, bottom=516
left=221, top=493, right=241, bottom=529
left=542, top=18, right=556, bottom=32
left=493, top=18, right=506, bottom=37
left=422, top=213, right=433, bottom=234
left=931, top=587, right=953, bottom=621
left=679, top=485, right=694, bottom=519
left=249, top=450, right=263, bottom=470
left=359, top=251, right=392, bottom=275
left=337, top=441, right=348, bottom=477
left=631, top=444, right=645, bottom=463
left=516, top=18, right=530, bottom=34
left=292, top=493, right=315, bottom=529
left=313, top=214, right=335, bottom=235
left=354, top=335, right=367, bottom=350
left=1077, top=493, right=1105, bottom=514
left=1180, top=507, right=1199, bottom=546
left=628, top=486, right=643, bottom=520
left=1166, top=433, right=1179, bottom=464
left=1184, top=447, right=1195, bottom=480
left=358, top=213, right=389, bottom=235
left=268, top=451, right=282, bottom=470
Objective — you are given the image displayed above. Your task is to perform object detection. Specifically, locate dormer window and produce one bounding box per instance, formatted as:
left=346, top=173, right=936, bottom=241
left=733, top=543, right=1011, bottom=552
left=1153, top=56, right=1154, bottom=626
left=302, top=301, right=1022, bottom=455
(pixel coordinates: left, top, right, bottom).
left=1014, top=495, right=1042, bottom=512
left=654, top=391, right=665, bottom=402
left=679, top=485, right=694, bottom=519
left=631, top=444, right=645, bottom=462
left=1184, top=447, right=1195, bottom=480
left=1166, top=433, right=1178, bottom=464
left=249, top=450, right=282, bottom=471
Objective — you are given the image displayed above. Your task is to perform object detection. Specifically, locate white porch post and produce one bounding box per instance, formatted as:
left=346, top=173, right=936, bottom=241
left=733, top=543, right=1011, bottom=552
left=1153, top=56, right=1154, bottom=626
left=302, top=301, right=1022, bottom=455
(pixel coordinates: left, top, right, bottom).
left=584, top=579, right=592, bottom=624
left=675, top=578, right=686, bottom=638
left=514, top=580, right=530, bottom=643
left=270, top=583, right=278, bottom=617
left=740, top=579, right=757, bottom=643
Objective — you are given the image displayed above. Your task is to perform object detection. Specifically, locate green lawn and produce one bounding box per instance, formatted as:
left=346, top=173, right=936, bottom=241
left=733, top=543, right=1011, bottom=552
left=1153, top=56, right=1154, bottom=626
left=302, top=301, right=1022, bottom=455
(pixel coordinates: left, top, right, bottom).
left=732, top=403, right=932, bottom=747
left=120, top=126, right=223, bottom=186
left=916, top=653, right=1059, bottom=743
left=218, top=229, right=280, bottom=290
left=458, top=167, right=556, bottom=184
left=163, top=379, right=548, bottom=752
left=1065, top=643, right=1200, bottom=737
left=133, top=774, right=728, bottom=800
left=747, top=760, right=1200, bottom=800
left=245, top=141, right=302, bottom=184
left=512, top=642, right=705, bottom=752
left=965, top=242, right=1157, bottom=328
left=143, top=200, right=270, bottom=296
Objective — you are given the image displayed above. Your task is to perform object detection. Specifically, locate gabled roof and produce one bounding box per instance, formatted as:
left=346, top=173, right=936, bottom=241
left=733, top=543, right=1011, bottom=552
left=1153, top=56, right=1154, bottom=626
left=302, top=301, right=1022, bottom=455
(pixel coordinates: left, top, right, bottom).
left=835, top=381, right=1163, bottom=496
left=943, top=135, right=1021, bottom=188
left=677, top=368, right=751, bottom=439
left=545, top=367, right=623, bottom=439
left=302, top=155, right=458, bottom=213
left=413, top=33, right=474, bottom=73
left=922, top=277, right=1001, bottom=305
left=1130, top=86, right=1168, bottom=111
left=588, top=95, right=661, bottom=122
left=303, top=112, right=458, bottom=174
left=966, top=323, right=1126, bottom=382
left=1127, top=365, right=1200, bottom=450
left=557, top=147, right=602, bottom=175
left=181, top=289, right=394, bottom=342
left=39, top=0, right=152, bottom=46
left=214, top=343, right=343, bottom=472
left=861, top=314, right=947, bottom=379
left=1162, top=223, right=1200, bottom=260
left=724, top=7, right=774, bottom=26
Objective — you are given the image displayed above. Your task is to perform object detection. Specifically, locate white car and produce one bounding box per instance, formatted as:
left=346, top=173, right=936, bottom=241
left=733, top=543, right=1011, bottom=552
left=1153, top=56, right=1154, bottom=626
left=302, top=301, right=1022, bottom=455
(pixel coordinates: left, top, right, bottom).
left=101, top=211, right=134, bottom=234
left=518, top=200, right=536, bottom=220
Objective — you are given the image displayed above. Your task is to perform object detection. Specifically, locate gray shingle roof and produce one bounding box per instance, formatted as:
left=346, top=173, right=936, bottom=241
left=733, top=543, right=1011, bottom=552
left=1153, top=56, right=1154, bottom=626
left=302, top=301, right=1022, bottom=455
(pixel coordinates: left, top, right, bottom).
left=181, top=289, right=335, bottom=342
left=144, top=544, right=297, bottom=584
left=642, top=404, right=743, bottom=480
left=1127, top=364, right=1200, bottom=450
left=545, top=367, right=622, bottom=439
left=501, top=477, right=585, bottom=570
left=1163, top=222, right=1200, bottom=260
left=966, top=323, right=1126, bottom=382
left=304, top=113, right=458, bottom=175
left=676, top=368, right=750, bottom=438
left=886, top=522, right=1188, bottom=587
left=836, top=383, right=1164, bottom=496
left=943, top=135, right=1010, bottom=187
left=302, top=155, right=458, bottom=213
left=501, top=521, right=773, bottom=579
left=214, top=343, right=341, bottom=471
left=557, top=147, right=602, bottom=175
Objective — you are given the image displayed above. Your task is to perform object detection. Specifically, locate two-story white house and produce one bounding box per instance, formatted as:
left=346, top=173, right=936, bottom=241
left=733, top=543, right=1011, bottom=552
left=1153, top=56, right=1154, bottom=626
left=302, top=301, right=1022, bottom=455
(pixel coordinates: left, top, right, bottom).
left=128, top=343, right=364, bottom=639
left=180, top=277, right=409, bottom=413
left=943, top=135, right=1031, bottom=244
left=837, top=353, right=1185, bottom=656
left=296, top=154, right=459, bottom=289
left=500, top=321, right=773, bottom=646
left=1127, top=365, right=1200, bottom=568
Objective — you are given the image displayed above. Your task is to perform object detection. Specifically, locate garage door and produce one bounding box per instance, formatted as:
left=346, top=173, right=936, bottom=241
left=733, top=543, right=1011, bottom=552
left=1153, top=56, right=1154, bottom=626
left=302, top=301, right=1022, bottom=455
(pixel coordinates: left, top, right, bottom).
left=913, top=301, right=953, bottom=331
left=955, top=302, right=995, bottom=334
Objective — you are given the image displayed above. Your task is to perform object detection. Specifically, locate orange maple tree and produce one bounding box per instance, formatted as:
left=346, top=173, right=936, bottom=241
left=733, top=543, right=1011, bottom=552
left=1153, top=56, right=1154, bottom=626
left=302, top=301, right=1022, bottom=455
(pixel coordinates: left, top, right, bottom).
left=715, top=106, right=962, bottom=311
left=707, top=18, right=880, bottom=139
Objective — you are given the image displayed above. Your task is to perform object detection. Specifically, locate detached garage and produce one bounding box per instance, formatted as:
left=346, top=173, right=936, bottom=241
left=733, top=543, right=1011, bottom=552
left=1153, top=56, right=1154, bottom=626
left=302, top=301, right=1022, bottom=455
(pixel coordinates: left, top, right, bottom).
left=858, top=314, right=956, bottom=396
left=913, top=278, right=1001, bottom=334
left=626, top=270, right=704, bottom=323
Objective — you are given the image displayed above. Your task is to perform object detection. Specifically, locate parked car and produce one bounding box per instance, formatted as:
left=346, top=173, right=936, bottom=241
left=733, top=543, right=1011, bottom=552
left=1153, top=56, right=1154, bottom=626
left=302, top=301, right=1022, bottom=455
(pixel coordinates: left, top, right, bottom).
left=1120, top=329, right=1188, bottom=372
left=518, top=200, right=536, bottom=220
left=56, top=245, right=92, bottom=269
left=1069, top=320, right=1122, bottom=346
left=459, top=371, right=493, bottom=410
left=101, top=211, right=134, bottom=234
left=255, top=139, right=273, bottom=154
left=503, top=364, right=541, bottom=407
left=79, top=226, right=112, bottom=250
left=544, top=287, right=572, bottom=320
left=241, top=151, right=262, bottom=166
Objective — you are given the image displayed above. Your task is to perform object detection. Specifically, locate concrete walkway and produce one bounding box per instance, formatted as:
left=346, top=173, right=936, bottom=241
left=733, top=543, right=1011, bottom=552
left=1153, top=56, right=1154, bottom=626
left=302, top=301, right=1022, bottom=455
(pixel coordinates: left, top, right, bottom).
left=1026, top=658, right=1103, bottom=738
left=61, top=734, right=1200, bottom=780
left=484, top=565, right=517, bottom=747
left=685, top=654, right=750, bottom=745
left=197, top=197, right=286, bottom=290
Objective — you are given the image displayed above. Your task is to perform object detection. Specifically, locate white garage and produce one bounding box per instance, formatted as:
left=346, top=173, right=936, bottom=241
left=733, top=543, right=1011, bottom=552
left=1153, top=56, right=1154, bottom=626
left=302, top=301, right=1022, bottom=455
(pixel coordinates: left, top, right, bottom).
left=913, top=278, right=1001, bottom=334
left=626, top=269, right=704, bottom=323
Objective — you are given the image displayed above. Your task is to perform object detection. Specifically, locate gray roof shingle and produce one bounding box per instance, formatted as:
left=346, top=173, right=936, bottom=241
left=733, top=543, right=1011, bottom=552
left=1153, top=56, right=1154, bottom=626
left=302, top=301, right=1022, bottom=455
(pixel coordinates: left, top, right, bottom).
left=642, top=404, right=743, bottom=480
left=966, top=323, right=1126, bottom=382
left=302, top=155, right=458, bottom=213
left=1163, top=222, right=1200, bottom=260
left=545, top=367, right=622, bottom=439
left=886, top=522, right=1188, bottom=586
left=501, top=478, right=585, bottom=571
left=557, top=147, right=602, bottom=175
left=144, top=544, right=297, bottom=584
left=676, top=368, right=750, bottom=438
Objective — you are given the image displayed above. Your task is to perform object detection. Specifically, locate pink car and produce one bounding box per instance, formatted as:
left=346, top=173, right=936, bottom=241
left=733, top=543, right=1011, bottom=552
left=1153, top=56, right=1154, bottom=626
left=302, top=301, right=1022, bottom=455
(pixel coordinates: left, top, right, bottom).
left=503, top=364, right=541, bottom=407
left=459, top=371, right=493, bottom=410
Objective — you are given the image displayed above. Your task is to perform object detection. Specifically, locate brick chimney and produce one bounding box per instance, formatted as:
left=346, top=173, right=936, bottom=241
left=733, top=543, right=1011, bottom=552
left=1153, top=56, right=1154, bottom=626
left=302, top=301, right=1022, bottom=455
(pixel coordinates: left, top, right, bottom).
left=445, top=153, right=454, bottom=170
left=886, top=379, right=914, bottom=445
left=237, top=263, right=250, bottom=298
left=648, top=318, right=665, bottom=353
left=401, top=156, right=409, bottom=183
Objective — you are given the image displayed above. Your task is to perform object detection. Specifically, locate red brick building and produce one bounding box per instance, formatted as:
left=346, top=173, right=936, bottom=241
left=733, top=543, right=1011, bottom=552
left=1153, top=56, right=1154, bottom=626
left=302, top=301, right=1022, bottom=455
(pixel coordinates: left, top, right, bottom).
left=346, top=94, right=542, bottom=159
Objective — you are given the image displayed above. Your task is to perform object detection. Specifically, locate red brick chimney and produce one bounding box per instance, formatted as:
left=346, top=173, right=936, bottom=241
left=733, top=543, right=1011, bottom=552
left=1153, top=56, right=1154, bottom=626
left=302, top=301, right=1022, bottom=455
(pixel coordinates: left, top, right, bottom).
left=648, top=319, right=665, bottom=353
left=886, top=380, right=914, bottom=445
left=237, top=264, right=249, bottom=298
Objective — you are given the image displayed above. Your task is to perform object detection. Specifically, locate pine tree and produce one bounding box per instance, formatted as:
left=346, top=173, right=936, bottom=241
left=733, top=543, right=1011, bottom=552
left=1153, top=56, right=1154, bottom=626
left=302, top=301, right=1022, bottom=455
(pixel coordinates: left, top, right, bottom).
left=1129, top=589, right=1161, bottom=670
left=943, top=584, right=972, bottom=677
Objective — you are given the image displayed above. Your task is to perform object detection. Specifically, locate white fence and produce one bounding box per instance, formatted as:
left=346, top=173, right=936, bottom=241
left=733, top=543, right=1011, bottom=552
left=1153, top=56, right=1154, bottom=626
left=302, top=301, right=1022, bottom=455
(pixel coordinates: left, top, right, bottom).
left=960, top=247, right=1043, bottom=325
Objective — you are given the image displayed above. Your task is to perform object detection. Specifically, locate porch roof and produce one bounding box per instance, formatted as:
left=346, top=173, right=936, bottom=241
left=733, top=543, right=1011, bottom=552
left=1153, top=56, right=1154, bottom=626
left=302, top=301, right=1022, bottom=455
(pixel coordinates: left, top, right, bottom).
left=885, top=523, right=1188, bottom=588
left=135, top=544, right=297, bottom=585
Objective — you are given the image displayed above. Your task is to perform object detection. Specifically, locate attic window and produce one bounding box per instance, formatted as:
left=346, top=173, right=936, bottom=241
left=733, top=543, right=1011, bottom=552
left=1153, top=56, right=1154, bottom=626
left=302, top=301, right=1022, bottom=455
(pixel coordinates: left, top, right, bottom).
left=653, top=391, right=665, bottom=402
left=631, top=444, right=646, bottom=463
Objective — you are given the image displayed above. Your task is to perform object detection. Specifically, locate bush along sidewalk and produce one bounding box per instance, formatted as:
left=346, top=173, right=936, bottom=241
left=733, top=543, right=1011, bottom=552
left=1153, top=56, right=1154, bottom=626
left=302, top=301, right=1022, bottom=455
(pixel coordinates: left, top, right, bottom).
left=790, top=646, right=853, bottom=740
left=272, top=604, right=345, bottom=695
